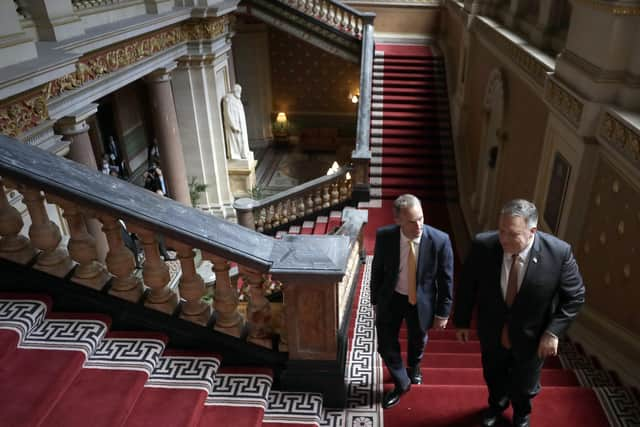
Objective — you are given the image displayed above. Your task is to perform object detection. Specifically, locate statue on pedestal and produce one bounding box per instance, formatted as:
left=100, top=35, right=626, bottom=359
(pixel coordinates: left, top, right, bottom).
left=222, top=84, right=250, bottom=160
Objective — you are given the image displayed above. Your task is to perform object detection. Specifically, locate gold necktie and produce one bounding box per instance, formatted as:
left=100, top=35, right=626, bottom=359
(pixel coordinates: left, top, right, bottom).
left=501, top=254, right=520, bottom=349
left=407, top=240, right=417, bottom=305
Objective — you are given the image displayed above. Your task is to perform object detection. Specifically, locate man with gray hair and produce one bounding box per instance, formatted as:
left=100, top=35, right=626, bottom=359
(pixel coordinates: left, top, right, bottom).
left=454, top=199, right=585, bottom=427
left=370, top=194, right=454, bottom=409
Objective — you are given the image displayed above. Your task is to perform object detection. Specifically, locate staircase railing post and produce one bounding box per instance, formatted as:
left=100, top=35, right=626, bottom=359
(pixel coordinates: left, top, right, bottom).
left=233, top=197, right=256, bottom=230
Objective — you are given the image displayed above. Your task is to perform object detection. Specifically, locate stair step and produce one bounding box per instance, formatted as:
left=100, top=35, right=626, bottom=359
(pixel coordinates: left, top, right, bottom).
left=263, top=391, right=324, bottom=426
left=199, top=367, right=273, bottom=427
left=371, top=128, right=450, bottom=138
left=0, top=294, right=51, bottom=364
left=125, top=351, right=222, bottom=427
left=41, top=332, right=168, bottom=427
left=416, top=353, right=563, bottom=369
left=326, top=210, right=342, bottom=233
left=0, top=313, right=111, bottom=426
left=374, top=64, right=444, bottom=73
left=374, top=57, right=442, bottom=66
left=382, top=367, right=581, bottom=386
left=370, top=167, right=456, bottom=179
left=375, top=144, right=453, bottom=155
left=372, top=102, right=448, bottom=112
left=373, top=86, right=447, bottom=97
left=373, top=93, right=447, bottom=104
left=313, top=216, right=328, bottom=235
left=300, top=221, right=314, bottom=235
left=371, top=157, right=453, bottom=167
left=373, top=79, right=445, bottom=88
left=373, top=71, right=444, bottom=80
left=371, top=110, right=449, bottom=120
left=378, top=385, right=611, bottom=426
left=372, top=118, right=443, bottom=128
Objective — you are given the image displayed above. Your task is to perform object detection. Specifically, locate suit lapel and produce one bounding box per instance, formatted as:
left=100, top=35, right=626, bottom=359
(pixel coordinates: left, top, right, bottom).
left=492, top=239, right=506, bottom=307
left=516, top=234, right=541, bottom=302
left=417, top=227, right=431, bottom=283
left=391, top=226, right=401, bottom=274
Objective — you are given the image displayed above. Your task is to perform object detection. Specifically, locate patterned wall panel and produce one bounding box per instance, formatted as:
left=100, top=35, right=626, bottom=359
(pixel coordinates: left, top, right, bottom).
left=577, top=158, right=640, bottom=336
left=269, top=28, right=360, bottom=114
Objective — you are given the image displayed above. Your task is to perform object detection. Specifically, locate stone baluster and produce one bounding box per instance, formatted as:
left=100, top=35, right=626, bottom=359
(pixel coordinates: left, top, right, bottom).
left=98, top=215, right=143, bottom=302
left=355, top=17, right=362, bottom=37
left=21, top=186, right=74, bottom=277
left=313, top=189, right=323, bottom=212
left=334, top=8, right=342, bottom=26
left=56, top=199, right=110, bottom=290
left=280, top=200, right=289, bottom=225
left=265, top=205, right=275, bottom=231
left=208, top=254, right=244, bottom=337
left=327, top=4, right=335, bottom=22
left=312, top=0, right=320, bottom=16
left=339, top=177, right=349, bottom=202
left=342, top=12, right=350, bottom=30
left=0, top=180, right=36, bottom=264
left=286, top=199, right=296, bottom=222
left=174, top=242, right=211, bottom=325
left=256, top=208, right=266, bottom=233
left=305, top=192, right=314, bottom=216
left=322, top=184, right=331, bottom=208
left=240, top=265, right=272, bottom=348
left=346, top=14, right=354, bottom=33
left=296, top=197, right=305, bottom=219
left=271, top=202, right=281, bottom=229
left=330, top=181, right=340, bottom=205
left=134, top=228, right=178, bottom=314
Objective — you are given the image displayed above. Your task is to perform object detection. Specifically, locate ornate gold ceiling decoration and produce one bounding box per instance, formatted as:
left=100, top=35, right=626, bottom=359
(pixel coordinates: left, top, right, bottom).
left=0, top=16, right=229, bottom=138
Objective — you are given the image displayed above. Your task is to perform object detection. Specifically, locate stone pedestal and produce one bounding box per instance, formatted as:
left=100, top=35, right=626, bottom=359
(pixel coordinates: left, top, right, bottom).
left=227, top=153, right=257, bottom=198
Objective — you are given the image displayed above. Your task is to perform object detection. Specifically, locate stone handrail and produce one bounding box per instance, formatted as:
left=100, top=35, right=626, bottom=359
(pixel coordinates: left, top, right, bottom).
left=276, top=0, right=375, bottom=39
left=71, top=0, right=138, bottom=11
left=234, top=166, right=352, bottom=231
left=0, top=135, right=354, bottom=361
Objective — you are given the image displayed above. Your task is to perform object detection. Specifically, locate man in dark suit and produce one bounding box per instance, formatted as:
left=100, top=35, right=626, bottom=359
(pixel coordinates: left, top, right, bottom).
left=370, top=194, right=454, bottom=409
left=455, top=199, right=585, bottom=427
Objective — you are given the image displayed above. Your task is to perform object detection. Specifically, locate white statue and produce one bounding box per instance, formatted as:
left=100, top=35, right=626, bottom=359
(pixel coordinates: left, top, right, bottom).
left=222, top=84, right=250, bottom=160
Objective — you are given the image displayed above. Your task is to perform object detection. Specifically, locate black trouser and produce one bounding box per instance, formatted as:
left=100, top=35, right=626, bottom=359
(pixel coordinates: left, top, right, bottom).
left=376, top=291, right=428, bottom=389
left=481, top=344, right=544, bottom=416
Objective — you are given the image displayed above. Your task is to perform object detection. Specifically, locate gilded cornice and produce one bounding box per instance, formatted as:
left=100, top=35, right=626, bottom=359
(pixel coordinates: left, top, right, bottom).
left=0, top=16, right=229, bottom=138
left=0, top=89, right=49, bottom=138
left=474, top=18, right=552, bottom=88
left=599, top=112, right=640, bottom=167
left=545, top=79, right=584, bottom=128
left=572, top=0, right=640, bottom=16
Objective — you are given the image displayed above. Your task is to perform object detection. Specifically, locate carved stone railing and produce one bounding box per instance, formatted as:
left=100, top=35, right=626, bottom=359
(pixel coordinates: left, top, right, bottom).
left=234, top=166, right=353, bottom=232
left=277, top=0, right=369, bottom=39
left=0, top=135, right=366, bottom=406
left=71, top=0, right=139, bottom=11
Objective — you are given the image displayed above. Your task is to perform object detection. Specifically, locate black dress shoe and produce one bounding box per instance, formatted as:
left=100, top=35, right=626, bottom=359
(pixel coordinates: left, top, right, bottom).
left=481, top=406, right=506, bottom=427
left=382, top=384, right=410, bottom=409
left=513, top=414, right=530, bottom=427
left=407, top=366, right=423, bottom=384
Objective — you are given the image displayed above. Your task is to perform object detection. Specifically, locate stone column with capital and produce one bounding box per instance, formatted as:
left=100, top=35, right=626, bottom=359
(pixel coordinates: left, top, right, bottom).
left=145, top=67, right=191, bottom=206
left=57, top=105, right=109, bottom=262
left=171, top=55, right=236, bottom=217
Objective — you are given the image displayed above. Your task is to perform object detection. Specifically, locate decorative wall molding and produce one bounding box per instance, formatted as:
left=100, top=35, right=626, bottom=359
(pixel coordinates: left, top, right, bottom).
left=560, top=49, right=639, bottom=85
left=545, top=78, right=585, bottom=128
left=598, top=110, right=640, bottom=170
left=473, top=17, right=553, bottom=89
left=572, top=0, right=640, bottom=16
left=0, top=16, right=229, bottom=138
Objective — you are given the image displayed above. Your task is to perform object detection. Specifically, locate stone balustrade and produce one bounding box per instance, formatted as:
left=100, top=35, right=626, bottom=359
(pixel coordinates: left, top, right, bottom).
left=234, top=166, right=353, bottom=232
left=278, top=0, right=368, bottom=39
left=0, top=136, right=364, bottom=375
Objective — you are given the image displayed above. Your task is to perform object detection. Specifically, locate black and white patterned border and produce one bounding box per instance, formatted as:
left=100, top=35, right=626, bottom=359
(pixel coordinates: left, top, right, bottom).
left=205, top=373, right=273, bottom=408
left=0, top=299, right=48, bottom=343
left=343, top=256, right=382, bottom=427
left=84, top=338, right=166, bottom=375
left=20, top=319, right=108, bottom=357
left=263, top=391, right=323, bottom=425
left=593, top=387, right=640, bottom=427
left=146, top=356, right=221, bottom=393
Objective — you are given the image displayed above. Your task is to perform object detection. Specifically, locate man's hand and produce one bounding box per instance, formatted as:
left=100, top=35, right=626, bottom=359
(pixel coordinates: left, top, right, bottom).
left=537, top=333, right=558, bottom=358
left=433, top=317, right=448, bottom=330
left=456, top=328, right=470, bottom=343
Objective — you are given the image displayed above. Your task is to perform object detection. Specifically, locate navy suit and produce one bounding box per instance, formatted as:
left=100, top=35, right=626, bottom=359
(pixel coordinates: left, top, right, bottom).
left=370, top=224, right=454, bottom=389
left=454, top=231, right=585, bottom=415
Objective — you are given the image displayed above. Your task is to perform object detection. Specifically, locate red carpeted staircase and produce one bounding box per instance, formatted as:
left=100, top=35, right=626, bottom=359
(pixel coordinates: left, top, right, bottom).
left=0, top=294, right=333, bottom=427
left=369, top=44, right=457, bottom=203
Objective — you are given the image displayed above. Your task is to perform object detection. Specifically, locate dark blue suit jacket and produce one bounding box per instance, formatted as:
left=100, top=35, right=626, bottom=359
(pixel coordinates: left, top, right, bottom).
left=454, top=231, right=585, bottom=357
left=370, top=224, right=454, bottom=331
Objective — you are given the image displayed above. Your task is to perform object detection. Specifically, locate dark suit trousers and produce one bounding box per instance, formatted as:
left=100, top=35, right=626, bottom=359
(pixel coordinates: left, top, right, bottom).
left=481, top=345, right=544, bottom=416
left=376, top=292, right=428, bottom=389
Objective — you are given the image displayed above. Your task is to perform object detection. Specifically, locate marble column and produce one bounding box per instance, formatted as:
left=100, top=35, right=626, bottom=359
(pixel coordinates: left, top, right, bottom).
left=57, top=104, right=108, bottom=263
left=145, top=67, right=191, bottom=206
left=172, top=55, right=235, bottom=217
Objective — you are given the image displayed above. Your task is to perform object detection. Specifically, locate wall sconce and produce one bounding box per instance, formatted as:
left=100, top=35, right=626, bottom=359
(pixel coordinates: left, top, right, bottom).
left=349, top=91, right=359, bottom=104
